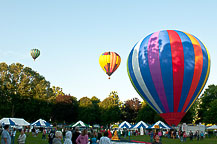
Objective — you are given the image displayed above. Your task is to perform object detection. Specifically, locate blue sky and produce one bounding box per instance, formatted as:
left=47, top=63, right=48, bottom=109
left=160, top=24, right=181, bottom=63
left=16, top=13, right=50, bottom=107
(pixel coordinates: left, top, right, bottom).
left=0, top=0, right=216, bottom=101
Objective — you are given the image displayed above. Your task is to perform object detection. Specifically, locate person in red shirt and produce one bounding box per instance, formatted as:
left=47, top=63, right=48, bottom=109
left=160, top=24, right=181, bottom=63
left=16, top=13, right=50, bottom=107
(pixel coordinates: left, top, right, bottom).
left=107, top=129, right=112, bottom=139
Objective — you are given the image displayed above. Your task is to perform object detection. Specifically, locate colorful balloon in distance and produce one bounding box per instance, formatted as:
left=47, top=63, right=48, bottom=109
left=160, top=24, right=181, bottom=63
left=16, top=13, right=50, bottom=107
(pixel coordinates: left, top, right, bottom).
left=99, top=52, right=121, bottom=79
left=30, top=49, right=40, bottom=61
left=127, top=30, right=210, bottom=126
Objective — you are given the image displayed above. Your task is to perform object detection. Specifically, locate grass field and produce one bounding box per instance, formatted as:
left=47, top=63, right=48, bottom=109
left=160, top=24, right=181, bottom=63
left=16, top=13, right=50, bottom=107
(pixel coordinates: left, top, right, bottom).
left=7, top=132, right=217, bottom=144
left=123, top=135, right=217, bottom=144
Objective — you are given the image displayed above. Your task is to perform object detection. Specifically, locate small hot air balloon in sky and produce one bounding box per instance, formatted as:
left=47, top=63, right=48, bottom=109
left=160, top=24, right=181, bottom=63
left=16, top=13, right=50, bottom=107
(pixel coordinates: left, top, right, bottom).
left=99, top=52, right=121, bottom=79
left=127, top=30, right=210, bottom=126
left=30, top=49, right=40, bottom=61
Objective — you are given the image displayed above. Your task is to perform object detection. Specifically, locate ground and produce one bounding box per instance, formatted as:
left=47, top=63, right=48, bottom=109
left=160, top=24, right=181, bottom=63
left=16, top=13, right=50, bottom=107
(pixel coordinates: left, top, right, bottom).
left=9, top=132, right=217, bottom=144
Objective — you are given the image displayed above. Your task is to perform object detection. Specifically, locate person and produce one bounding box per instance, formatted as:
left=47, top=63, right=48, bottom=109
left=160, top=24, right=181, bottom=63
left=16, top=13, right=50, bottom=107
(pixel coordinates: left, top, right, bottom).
left=17, top=129, right=26, bottom=144
left=128, top=130, right=131, bottom=141
left=90, top=131, right=97, bottom=144
left=31, top=127, right=35, bottom=137
left=99, top=131, right=111, bottom=144
left=42, top=128, right=46, bottom=140
left=183, top=131, right=187, bottom=142
left=1, top=125, right=11, bottom=144
left=72, top=127, right=80, bottom=144
left=117, top=130, right=121, bottom=139
left=48, top=130, right=55, bottom=144
left=152, top=135, right=162, bottom=144
left=62, top=128, right=66, bottom=142
left=53, top=131, right=63, bottom=144
left=149, top=130, right=154, bottom=142
left=158, top=130, right=162, bottom=142
left=97, top=132, right=102, bottom=142
left=76, top=129, right=88, bottom=144
left=189, top=130, right=193, bottom=141
left=173, top=130, right=176, bottom=139
left=107, top=129, right=112, bottom=139
left=11, top=128, right=16, bottom=144
left=195, top=130, right=200, bottom=141
left=64, top=131, right=72, bottom=144
left=179, top=130, right=183, bottom=142
left=200, top=131, right=204, bottom=140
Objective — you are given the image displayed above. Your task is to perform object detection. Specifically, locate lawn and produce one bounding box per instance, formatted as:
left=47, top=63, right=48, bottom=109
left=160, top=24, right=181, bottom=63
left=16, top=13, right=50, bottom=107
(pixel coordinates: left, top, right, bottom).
left=13, top=132, right=50, bottom=144
left=122, top=135, right=217, bottom=144
left=9, top=132, right=217, bottom=144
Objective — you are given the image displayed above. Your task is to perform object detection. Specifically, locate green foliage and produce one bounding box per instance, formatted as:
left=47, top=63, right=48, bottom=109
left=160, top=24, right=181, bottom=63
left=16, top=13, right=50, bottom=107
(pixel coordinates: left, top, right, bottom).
left=121, top=98, right=141, bottom=123
left=136, top=101, right=163, bottom=124
left=199, top=84, right=217, bottom=124
left=99, top=94, right=121, bottom=125
left=52, top=95, right=78, bottom=123
left=1, top=62, right=216, bottom=125
left=203, top=99, right=217, bottom=124
left=78, top=97, right=99, bottom=125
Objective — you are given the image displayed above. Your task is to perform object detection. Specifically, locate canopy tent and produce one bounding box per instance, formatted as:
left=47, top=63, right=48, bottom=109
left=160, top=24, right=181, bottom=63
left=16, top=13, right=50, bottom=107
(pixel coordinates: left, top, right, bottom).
left=131, top=121, right=149, bottom=129
left=71, top=121, right=89, bottom=127
left=207, top=125, right=217, bottom=130
left=0, top=118, right=30, bottom=126
left=0, top=118, right=16, bottom=126
left=148, top=121, right=171, bottom=129
left=119, top=121, right=132, bottom=129
left=31, top=119, right=52, bottom=127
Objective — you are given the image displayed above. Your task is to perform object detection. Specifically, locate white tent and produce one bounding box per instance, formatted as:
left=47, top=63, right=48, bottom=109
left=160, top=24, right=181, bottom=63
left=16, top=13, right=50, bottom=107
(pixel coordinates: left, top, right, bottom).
left=119, top=121, right=132, bottom=129
left=0, top=118, right=30, bottom=126
left=148, top=121, right=171, bottom=129
left=31, top=119, right=52, bottom=127
left=132, top=121, right=149, bottom=129
left=72, top=121, right=89, bottom=127
left=207, top=125, right=217, bottom=129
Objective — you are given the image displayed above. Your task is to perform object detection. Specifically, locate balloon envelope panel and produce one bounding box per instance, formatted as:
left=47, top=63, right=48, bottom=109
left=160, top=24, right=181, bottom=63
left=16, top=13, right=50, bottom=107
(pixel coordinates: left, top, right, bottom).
left=127, top=30, right=210, bottom=125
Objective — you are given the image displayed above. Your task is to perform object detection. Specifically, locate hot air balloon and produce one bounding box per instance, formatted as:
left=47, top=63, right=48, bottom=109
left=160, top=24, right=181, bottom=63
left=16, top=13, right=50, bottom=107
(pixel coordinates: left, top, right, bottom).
left=127, top=30, right=210, bottom=126
left=99, top=52, right=121, bottom=79
left=30, top=49, right=40, bottom=61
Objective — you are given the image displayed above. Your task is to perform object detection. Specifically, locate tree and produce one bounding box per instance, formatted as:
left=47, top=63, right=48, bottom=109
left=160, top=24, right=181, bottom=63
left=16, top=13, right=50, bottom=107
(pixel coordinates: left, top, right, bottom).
left=78, top=97, right=98, bottom=125
left=204, top=99, right=217, bottom=124
left=136, top=101, right=163, bottom=124
left=0, top=63, right=55, bottom=100
left=48, top=86, right=65, bottom=101
left=0, top=62, right=63, bottom=118
left=52, top=94, right=78, bottom=123
left=198, top=84, right=217, bottom=123
left=121, top=98, right=141, bottom=123
left=99, top=93, right=121, bottom=125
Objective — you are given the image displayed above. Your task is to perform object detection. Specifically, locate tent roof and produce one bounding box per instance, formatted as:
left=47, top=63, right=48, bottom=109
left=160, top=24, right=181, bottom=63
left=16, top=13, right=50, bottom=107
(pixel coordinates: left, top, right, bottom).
left=132, top=121, right=149, bottom=129
left=72, top=121, right=89, bottom=127
left=0, top=118, right=30, bottom=126
left=31, top=119, right=52, bottom=127
left=148, top=121, right=171, bottom=129
left=119, top=121, right=132, bottom=129
left=207, top=125, right=217, bottom=129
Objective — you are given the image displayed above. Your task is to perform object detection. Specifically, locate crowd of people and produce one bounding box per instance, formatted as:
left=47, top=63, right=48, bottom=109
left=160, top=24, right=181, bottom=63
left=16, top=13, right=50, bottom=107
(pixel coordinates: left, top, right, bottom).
left=148, top=129, right=206, bottom=143
left=0, top=125, right=26, bottom=144
left=0, top=124, right=210, bottom=144
left=47, top=127, right=113, bottom=144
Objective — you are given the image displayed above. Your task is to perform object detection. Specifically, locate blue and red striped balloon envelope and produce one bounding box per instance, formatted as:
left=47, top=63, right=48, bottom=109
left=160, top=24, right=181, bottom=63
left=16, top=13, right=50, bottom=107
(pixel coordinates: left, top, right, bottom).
left=127, top=30, right=210, bottom=126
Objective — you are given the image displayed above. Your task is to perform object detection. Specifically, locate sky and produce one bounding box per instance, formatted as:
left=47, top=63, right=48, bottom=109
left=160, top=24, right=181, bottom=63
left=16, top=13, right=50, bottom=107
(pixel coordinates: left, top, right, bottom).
left=0, top=0, right=216, bottom=102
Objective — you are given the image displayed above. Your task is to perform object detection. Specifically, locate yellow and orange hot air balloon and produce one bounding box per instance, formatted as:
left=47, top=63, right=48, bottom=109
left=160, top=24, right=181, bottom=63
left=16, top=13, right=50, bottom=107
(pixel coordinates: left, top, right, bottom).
left=99, top=52, right=121, bottom=79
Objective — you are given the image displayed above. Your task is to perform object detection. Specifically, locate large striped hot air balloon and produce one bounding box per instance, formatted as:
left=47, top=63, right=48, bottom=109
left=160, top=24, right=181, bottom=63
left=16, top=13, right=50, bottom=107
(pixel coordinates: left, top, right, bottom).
left=30, top=49, right=40, bottom=61
left=127, top=30, right=210, bottom=126
left=99, top=52, right=121, bottom=79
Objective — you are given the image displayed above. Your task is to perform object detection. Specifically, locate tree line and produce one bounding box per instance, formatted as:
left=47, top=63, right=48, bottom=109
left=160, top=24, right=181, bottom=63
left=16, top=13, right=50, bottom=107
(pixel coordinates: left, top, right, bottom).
left=0, top=63, right=216, bottom=125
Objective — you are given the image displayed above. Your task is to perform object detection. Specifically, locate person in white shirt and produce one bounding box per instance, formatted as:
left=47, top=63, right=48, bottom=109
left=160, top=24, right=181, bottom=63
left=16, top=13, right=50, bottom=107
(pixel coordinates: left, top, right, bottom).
left=99, top=131, right=111, bottom=144
left=17, top=129, right=26, bottom=144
